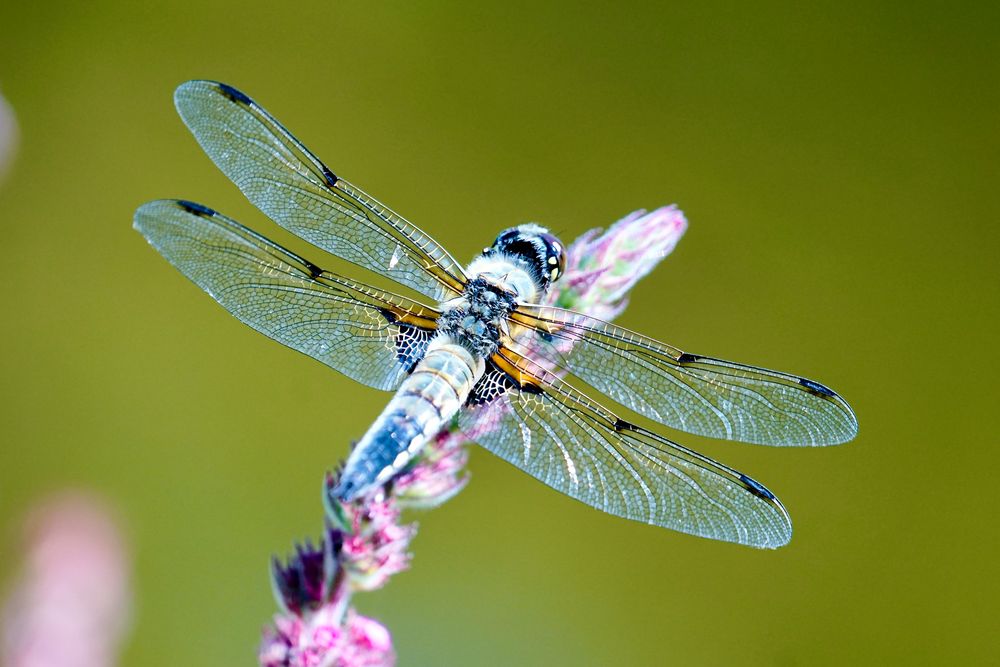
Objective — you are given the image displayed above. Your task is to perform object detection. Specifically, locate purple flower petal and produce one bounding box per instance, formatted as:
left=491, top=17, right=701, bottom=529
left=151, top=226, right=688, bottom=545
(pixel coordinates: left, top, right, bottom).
left=271, top=525, right=343, bottom=615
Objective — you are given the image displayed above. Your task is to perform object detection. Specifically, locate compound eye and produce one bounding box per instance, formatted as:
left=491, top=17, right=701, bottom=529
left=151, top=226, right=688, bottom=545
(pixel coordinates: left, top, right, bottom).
left=540, top=232, right=567, bottom=282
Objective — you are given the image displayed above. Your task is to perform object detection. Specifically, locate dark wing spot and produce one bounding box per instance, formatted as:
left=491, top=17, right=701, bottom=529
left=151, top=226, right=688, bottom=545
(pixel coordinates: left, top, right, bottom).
left=216, top=82, right=253, bottom=106
left=739, top=474, right=776, bottom=501
left=677, top=353, right=701, bottom=364
left=799, top=378, right=835, bottom=397
left=320, top=164, right=339, bottom=187
left=613, top=418, right=637, bottom=432
left=302, top=259, right=324, bottom=279
left=176, top=200, right=215, bottom=217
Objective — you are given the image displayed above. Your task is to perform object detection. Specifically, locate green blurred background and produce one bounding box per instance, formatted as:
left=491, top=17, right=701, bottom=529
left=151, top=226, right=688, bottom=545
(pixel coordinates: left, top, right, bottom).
left=1, top=1, right=997, bottom=664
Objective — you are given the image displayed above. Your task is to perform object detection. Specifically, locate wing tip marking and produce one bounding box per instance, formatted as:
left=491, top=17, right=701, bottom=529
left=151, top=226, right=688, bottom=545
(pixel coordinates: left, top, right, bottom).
left=215, top=82, right=253, bottom=107
left=739, top=473, right=777, bottom=501
left=176, top=200, right=216, bottom=218
left=798, top=377, right=836, bottom=398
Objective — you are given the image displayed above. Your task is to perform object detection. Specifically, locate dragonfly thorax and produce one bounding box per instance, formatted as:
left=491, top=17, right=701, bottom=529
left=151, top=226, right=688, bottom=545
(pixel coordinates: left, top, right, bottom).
left=447, top=228, right=565, bottom=357
left=437, top=276, right=519, bottom=358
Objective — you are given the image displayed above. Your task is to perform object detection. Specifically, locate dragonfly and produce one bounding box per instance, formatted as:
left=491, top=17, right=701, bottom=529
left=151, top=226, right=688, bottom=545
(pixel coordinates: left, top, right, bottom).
left=134, top=80, right=857, bottom=549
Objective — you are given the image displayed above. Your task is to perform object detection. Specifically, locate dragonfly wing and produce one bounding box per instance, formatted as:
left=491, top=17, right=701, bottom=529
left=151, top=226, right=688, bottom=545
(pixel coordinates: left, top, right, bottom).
left=509, top=305, right=857, bottom=446
left=173, top=80, right=467, bottom=301
left=134, top=199, right=440, bottom=391
left=457, top=352, right=793, bottom=548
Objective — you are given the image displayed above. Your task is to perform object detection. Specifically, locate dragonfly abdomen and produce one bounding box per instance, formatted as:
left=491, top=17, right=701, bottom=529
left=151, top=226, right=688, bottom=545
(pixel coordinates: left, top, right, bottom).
left=333, top=336, right=485, bottom=501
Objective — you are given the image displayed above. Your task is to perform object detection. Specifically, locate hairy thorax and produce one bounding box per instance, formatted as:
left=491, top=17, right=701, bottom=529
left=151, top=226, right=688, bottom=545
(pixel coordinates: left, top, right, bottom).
left=436, top=256, right=541, bottom=358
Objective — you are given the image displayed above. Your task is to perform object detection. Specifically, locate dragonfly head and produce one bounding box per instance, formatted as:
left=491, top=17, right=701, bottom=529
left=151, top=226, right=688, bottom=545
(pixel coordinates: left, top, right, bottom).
left=488, top=224, right=567, bottom=290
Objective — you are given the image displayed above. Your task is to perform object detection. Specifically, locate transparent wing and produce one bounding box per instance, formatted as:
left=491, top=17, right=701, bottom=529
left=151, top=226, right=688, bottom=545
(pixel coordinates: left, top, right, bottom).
left=507, top=305, right=857, bottom=447
left=134, top=199, right=440, bottom=391
left=172, top=80, right=467, bottom=302
left=457, top=351, right=793, bottom=548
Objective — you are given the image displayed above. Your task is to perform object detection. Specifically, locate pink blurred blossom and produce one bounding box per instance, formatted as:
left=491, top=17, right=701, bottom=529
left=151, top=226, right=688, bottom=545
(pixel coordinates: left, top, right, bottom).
left=0, top=86, right=16, bottom=181
left=2, top=493, right=132, bottom=667
left=262, top=205, right=686, bottom=665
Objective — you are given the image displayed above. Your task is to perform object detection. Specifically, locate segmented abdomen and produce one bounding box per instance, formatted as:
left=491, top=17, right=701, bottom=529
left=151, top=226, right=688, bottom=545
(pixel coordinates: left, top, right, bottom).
left=333, top=337, right=484, bottom=500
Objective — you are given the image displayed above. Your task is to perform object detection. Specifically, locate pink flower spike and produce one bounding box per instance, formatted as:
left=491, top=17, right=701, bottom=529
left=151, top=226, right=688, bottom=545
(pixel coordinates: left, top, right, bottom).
left=552, top=206, right=687, bottom=321
left=2, top=492, right=132, bottom=667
